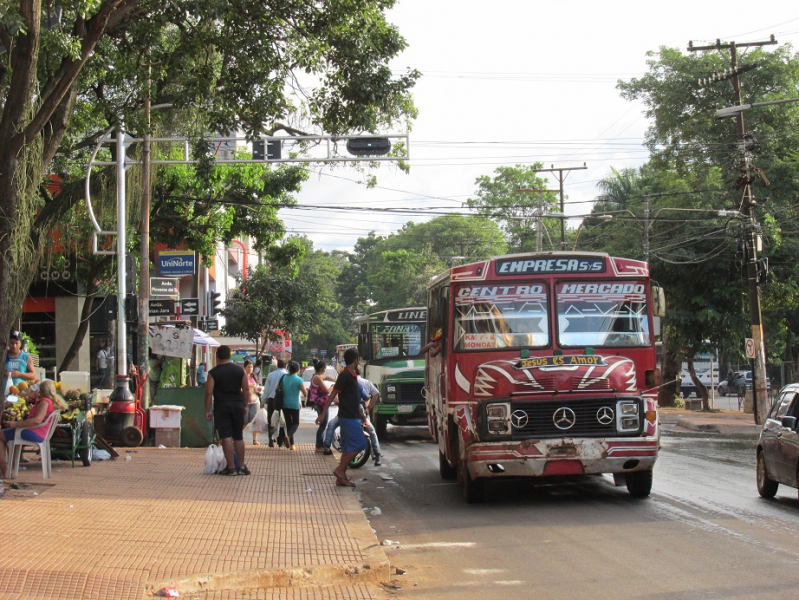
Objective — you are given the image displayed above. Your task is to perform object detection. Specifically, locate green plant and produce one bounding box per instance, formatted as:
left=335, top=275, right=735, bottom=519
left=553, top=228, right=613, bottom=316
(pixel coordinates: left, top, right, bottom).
left=20, top=332, right=37, bottom=356
left=674, top=396, right=685, bottom=409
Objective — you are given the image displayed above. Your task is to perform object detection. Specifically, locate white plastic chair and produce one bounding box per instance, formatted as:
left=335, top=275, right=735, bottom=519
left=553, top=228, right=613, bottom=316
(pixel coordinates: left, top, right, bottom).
left=8, top=410, right=61, bottom=479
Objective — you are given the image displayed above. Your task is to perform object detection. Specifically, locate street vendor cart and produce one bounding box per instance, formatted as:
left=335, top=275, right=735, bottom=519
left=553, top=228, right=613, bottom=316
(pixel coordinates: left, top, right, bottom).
left=51, top=392, right=95, bottom=467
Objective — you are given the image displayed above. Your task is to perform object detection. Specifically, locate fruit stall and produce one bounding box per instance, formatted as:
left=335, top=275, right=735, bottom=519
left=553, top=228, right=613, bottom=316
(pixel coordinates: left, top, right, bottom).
left=51, top=390, right=95, bottom=467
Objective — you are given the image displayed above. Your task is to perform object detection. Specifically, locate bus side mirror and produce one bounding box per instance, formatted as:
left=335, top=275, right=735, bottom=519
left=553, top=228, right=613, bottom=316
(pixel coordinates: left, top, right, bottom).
left=652, top=285, right=666, bottom=318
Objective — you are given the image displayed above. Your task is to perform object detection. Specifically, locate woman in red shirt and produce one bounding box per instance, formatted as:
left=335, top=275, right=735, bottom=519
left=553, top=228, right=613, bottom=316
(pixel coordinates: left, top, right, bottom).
left=1, top=379, right=66, bottom=485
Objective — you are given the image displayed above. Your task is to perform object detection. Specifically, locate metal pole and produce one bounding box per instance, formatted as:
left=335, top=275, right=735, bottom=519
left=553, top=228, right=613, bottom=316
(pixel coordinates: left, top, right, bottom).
left=536, top=191, right=543, bottom=252
left=112, top=128, right=133, bottom=403
left=643, top=195, right=650, bottom=262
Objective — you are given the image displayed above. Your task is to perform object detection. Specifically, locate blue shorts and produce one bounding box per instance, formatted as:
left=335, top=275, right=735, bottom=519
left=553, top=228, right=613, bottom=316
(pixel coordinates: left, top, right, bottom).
left=3, top=428, right=44, bottom=443
left=338, top=417, right=368, bottom=453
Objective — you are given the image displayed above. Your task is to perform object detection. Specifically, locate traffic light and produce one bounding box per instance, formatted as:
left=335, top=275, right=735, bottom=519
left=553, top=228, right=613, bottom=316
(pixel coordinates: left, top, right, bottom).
left=252, top=140, right=282, bottom=161
left=208, top=291, right=222, bottom=316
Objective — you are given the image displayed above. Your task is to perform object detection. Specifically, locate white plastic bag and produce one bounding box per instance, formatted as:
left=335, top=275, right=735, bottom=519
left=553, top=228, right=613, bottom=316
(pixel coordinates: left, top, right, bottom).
left=214, top=445, right=226, bottom=472
left=204, top=444, right=224, bottom=474
left=270, top=408, right=281, bottom=431
left=251, top=407, right=268, bottom=433
left=4, top=375, right=12, bottom=396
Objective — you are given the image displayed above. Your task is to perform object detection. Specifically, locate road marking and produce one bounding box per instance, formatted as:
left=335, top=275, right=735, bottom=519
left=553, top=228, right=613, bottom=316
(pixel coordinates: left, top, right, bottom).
left=401, top=542, right=476, bottom=549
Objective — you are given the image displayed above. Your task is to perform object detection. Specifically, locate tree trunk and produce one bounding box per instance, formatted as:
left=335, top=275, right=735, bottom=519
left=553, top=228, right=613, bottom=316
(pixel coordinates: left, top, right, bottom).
left=659, top=338, right=681, bottom=408
left=59, top=258, right=111, bottom=372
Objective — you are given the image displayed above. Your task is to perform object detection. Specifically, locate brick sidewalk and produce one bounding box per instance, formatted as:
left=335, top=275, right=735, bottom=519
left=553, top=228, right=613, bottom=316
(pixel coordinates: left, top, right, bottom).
left=0, top=445, right=388, bottom=599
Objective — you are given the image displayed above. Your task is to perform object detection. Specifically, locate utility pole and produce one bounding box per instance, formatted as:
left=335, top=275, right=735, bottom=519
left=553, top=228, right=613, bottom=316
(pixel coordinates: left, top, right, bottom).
left=546, top=164, right=587, bottom=249
left=138, top=64, right=151, bottom=409
left=516, top=163, right=586, bottom=252
left=689, top=36, right=777, bottom=424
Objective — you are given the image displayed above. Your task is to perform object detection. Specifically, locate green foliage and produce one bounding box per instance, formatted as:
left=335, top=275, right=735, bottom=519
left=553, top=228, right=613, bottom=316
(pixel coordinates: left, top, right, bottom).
left=220, top=251, right=322, bottom=350
left=466, top=165, right=560, bottom=252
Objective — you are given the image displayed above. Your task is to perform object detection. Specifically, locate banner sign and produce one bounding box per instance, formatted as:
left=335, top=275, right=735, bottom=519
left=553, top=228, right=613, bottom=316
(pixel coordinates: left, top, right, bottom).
left=158, top=251, right=196, bottom=276
left=149, top=325, right=193, bottom=358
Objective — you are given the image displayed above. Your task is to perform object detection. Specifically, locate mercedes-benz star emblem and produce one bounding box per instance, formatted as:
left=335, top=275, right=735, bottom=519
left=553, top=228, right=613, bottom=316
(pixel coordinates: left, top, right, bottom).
left=511, top=410, right=528, bottom=429
left=553, top=407, right=576, bottom=430
left=596, top=406, right=614, bottom=425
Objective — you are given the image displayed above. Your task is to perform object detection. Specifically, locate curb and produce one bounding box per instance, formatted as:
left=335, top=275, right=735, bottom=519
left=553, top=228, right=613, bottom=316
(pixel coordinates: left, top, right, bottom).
left=675, top=416, right=760, bottom=436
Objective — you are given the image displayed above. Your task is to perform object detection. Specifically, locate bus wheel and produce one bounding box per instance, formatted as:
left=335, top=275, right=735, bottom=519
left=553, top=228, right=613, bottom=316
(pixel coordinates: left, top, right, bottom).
left=439, top=450, right=457, bottom=480
left=626, top=469, right=653, bottom=498
left=460, top=461, right=485, bottom=504
left=375, top=415, right=388, bottom=439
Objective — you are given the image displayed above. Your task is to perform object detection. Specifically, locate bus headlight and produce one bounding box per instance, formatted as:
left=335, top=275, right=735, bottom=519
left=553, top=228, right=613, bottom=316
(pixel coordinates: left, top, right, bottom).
left=486, top=402, right=511, bottom=436
left=386, top=393, right=397, bottom=400
left=386, top=385, right=396, bottom=393
left=617, top=401, right=641, bottom=432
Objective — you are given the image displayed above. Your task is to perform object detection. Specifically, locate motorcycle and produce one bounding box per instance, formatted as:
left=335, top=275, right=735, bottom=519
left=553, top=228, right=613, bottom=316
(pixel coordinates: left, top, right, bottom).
left=331, top=421, right=372, bottom=469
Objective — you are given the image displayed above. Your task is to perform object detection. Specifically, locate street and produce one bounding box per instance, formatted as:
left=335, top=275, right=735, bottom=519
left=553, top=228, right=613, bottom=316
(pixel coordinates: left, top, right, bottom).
left=298, top=412, right=799, bottom=599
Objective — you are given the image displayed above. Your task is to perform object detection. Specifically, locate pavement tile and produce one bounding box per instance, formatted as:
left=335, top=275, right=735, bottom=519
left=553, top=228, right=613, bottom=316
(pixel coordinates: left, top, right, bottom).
left=1, top=444, right=388, bottom=599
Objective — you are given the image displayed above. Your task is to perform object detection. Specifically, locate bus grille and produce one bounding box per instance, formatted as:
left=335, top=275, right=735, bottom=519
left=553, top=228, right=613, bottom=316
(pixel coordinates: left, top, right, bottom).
left=509, top=399, right=640, bottom=438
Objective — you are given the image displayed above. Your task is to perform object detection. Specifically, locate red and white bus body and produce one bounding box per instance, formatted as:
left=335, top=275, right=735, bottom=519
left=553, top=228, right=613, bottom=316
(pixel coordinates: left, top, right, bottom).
left=426, top=252, right=660, bottom=501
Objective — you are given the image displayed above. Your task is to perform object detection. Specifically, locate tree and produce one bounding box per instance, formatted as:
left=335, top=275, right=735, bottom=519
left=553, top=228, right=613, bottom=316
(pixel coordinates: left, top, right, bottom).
left=0, top=0, right=418, bottom=367
left=616, top=43, right=799, bottom=408
left=220, top=241, right=323, bottom=355
left=466, top=164, right=559, bottom=252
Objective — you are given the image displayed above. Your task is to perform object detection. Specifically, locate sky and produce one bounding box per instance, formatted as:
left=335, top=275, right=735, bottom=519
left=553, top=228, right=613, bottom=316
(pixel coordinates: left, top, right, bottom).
left=279, top=1, right=799, bottom=254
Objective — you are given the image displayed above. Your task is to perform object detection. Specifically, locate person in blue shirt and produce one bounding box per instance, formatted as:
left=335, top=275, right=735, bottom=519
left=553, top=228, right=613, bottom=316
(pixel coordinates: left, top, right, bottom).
left=196, top=362, right=207, bottom=386
left=280, top=361, right=307, bottom=450
left=4, top=330, right=35, bottom=393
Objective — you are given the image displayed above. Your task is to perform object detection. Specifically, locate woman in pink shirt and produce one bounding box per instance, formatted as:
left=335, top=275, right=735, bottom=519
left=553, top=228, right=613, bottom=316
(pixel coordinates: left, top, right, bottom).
left=1, top=379, right=66, bottom=484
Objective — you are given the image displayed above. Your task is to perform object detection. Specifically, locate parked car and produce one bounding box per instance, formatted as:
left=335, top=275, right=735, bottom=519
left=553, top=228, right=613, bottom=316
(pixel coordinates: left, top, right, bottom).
left=301, top=365, right=338, bottom=388
left=756, top=383, right=799, bottom=499
left=718, top=371, right=771, bottom=396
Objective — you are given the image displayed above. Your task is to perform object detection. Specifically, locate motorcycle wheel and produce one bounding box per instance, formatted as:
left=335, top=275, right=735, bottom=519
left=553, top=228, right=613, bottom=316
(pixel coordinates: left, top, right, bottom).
left=349, top=438, right=371, bottom=469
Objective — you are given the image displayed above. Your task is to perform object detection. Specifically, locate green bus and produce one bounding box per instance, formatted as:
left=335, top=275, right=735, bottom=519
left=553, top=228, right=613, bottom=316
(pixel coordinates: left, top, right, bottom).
left=356, top=307, right=427, bottom=439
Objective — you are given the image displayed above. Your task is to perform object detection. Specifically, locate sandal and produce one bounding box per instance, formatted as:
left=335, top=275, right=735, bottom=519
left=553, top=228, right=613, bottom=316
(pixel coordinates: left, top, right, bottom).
left=335, top=477, right=356, bottom=487
left=219, top=467, right=238, bottom=476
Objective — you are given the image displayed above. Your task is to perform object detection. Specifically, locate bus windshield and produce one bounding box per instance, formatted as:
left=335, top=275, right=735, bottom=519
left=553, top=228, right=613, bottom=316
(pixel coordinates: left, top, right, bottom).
left=556, top=281, right=650, bottom=347
left=453, top=283, right=550, bottom=350
left=373, top=324, right=423, bottom=358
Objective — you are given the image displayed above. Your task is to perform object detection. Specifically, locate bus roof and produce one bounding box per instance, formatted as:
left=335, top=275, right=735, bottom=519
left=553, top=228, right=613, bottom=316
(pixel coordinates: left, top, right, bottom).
left=428, top=251, right=648, bottom=288
left=356, top=307, right=427, bottom=324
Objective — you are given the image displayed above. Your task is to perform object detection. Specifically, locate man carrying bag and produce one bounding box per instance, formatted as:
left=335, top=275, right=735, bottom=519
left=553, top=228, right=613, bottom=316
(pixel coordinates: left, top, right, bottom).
left=262, top=359, right=288, bottom=447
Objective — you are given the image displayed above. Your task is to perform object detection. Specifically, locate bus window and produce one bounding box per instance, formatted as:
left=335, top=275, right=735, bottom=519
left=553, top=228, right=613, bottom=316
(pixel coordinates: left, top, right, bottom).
left=453, top=284, right=549, bottom=351
left=556, top=281, right=650, bottom=347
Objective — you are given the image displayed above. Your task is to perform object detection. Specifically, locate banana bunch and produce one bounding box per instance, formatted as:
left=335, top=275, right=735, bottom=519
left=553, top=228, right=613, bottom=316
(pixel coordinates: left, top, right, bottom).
left=3, top=400, right=31, bottom=422
left=60, top=408, right=82, bottom=422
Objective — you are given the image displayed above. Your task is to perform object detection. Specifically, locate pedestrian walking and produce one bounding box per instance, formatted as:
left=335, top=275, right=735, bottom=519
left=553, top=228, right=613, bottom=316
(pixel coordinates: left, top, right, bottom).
left=196, top=362, right=207, bottom=386
left=316, top=347, right=367, bottom=487
left=308, top=361, right=336, bottom=453
left=243, top=360, right=263, bottom=444
left=95, top=341, right=110, bottom=388
left=262, top=359, right=288, bottom=447
left=280, top=361, right=307, bottom=451
left=204, top=345, right=251, bottom=476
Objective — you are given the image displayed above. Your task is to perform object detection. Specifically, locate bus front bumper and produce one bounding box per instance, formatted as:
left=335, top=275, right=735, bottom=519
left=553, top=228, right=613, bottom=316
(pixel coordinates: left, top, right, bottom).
left=462, top=437, right=659, bottom=479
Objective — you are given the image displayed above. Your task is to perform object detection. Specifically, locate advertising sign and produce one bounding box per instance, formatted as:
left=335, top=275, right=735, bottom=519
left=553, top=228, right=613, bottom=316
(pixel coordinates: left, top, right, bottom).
left=149, top=325, right=193, bottom=358
left=158, top=251, right=196, bottom=276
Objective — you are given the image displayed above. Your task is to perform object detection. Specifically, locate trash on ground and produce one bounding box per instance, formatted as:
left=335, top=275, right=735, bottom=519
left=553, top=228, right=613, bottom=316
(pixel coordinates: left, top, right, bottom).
left=125, top=455, right=132, bottom=461
left=158, top=585, right=180, bottom=597
left=92, top=448, right=112, bottom=460
left=396, top=567, right=407, bottom=575
left=305, top=487, right=313, bottom=493
left=370, top=507, right=382, bottom=515
left=158, top=444, right=166, bottom=449
left=382, top=539, right=393, bottom=546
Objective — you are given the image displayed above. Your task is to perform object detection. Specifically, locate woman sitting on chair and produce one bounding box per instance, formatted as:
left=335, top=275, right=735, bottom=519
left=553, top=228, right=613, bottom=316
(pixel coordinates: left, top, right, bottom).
left=1, top=379, right=66, bottom=484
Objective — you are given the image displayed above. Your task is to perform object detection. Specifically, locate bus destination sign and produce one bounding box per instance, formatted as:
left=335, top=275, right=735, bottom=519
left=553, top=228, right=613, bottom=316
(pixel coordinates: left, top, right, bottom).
left=496, top=256, right=605, bottom=275
left=516, top=355, right=608, bottom=369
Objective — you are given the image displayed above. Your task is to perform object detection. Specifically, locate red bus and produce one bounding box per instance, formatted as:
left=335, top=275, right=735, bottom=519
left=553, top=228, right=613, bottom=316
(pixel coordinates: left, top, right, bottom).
left=426, top=252, right=665, bottom=503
